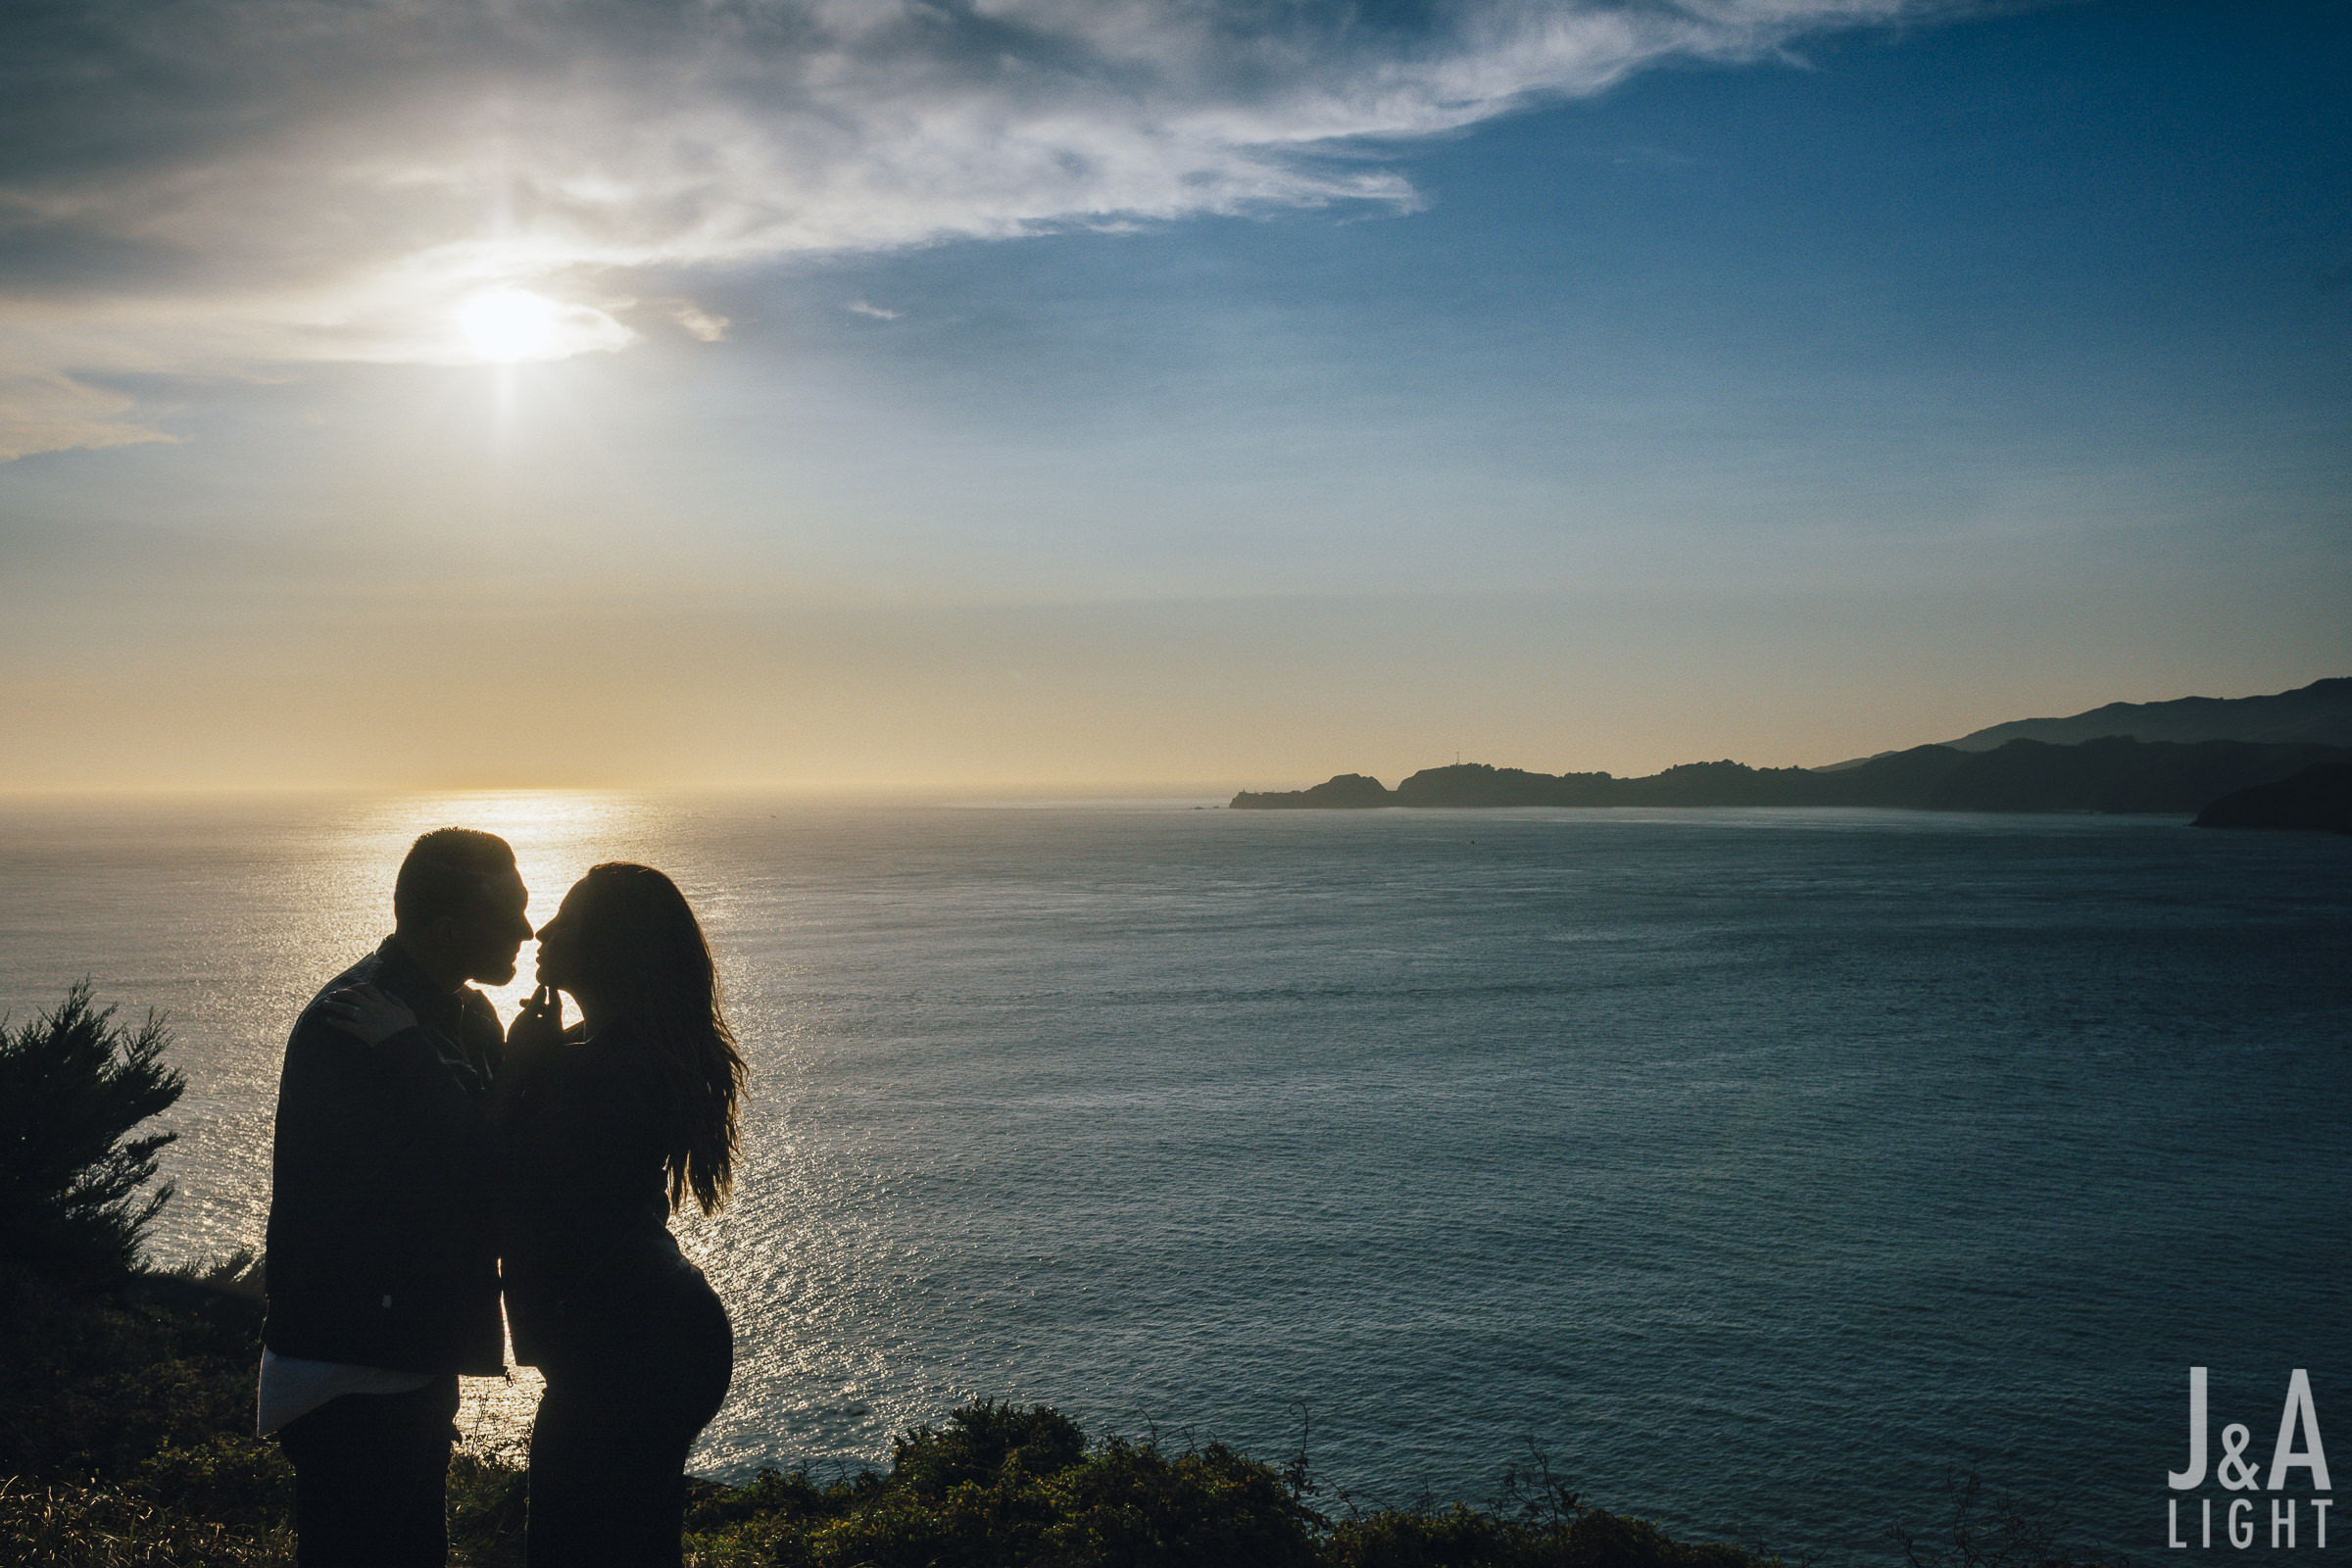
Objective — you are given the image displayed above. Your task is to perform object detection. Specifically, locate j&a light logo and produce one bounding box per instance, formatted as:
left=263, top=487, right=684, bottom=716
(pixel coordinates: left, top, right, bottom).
left=2170, top=1370, right=2332, bottom=1550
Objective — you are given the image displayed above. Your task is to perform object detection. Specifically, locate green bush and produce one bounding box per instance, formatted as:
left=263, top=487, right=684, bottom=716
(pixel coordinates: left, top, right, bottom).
left=891, top=1401, right=1090, bottom=1497
left=0, top=982, right=184, bottom=1278
left=1323, top=1501, right=1524, bottom=1568
left=1035, top=1435, right=1320, bottom=1568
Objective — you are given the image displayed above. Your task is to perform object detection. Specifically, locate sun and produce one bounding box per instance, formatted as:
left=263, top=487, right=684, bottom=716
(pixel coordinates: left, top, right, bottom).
left=456, top=287, right=570, bottom=363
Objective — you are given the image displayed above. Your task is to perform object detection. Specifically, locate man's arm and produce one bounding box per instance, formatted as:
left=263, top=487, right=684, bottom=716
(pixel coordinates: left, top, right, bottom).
left=267, top=1004, right=403, bottom=1318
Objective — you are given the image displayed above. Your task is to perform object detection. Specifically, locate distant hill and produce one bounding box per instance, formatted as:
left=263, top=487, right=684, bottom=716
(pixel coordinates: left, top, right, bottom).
left=1812, top=677, right=2351, bottom=771
left=1940, top=677, right=2350, bottom=752
left=1232, top=737, right=2352, bottom=814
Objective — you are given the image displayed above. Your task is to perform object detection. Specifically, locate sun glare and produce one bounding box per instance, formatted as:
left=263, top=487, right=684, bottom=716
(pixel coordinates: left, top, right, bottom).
left=457, top=287, right=571, bottom=363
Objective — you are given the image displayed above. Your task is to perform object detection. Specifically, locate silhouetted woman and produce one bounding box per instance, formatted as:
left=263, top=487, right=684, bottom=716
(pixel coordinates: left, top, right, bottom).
left=500, top=862, right=745, bottom=1568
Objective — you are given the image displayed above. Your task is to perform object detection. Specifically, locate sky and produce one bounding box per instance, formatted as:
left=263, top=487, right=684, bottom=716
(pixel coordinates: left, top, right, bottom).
left=1, top=0, right=2346, bottom=793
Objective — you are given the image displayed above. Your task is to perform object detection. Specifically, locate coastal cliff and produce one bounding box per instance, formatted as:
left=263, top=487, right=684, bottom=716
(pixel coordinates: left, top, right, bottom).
left=2191, top=762, right=2352, bottom=834
left=1230, top=773, right=1397, bottom=809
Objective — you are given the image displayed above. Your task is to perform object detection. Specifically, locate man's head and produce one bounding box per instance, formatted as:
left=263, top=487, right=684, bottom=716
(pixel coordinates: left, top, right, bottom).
left=392, top=828, right=532, bottom=989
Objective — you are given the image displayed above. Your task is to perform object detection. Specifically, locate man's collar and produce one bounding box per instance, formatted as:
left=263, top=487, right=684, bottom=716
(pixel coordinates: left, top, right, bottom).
left=377, top=935, right=466, bottom=1001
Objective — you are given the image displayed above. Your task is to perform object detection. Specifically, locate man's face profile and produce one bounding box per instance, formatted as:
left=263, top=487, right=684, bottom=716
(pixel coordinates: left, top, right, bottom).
left=440, top=868, right=533, bottom=987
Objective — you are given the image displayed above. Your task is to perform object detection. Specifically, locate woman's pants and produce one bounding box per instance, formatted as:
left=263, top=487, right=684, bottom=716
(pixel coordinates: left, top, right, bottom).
left=525, top=1270, right=733, bottom=1568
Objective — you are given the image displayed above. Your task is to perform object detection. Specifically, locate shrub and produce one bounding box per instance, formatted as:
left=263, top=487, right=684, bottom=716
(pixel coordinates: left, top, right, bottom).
left=890, top=1401, right=1091, bottom=1496
left=1323, top=1500, right=1521, bottom=1568
left=1037, top=1435, right=1321, bottom=1568
left=0, top=982, right=184, bottom=1278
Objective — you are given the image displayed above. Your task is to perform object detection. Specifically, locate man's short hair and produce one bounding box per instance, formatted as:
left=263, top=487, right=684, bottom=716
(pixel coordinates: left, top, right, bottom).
left=393, top=828, right=517, bottom=929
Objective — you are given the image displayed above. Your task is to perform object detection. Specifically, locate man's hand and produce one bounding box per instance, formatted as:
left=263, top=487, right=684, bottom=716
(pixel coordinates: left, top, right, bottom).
left=318, top=983, right=417, bottom=1047
left=508, top=985, right=565, bottom=1054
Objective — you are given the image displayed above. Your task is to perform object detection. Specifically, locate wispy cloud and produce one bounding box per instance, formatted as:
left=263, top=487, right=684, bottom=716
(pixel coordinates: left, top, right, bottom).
left=1, top=0, right=1958, bottom=457
left=0, top=371, right=177, bottom=463
left=846, top=300, right=904, bottom=320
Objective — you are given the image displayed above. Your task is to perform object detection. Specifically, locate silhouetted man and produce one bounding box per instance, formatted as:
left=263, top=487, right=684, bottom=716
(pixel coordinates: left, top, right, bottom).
left=260, top=828, right=531, bottom=1568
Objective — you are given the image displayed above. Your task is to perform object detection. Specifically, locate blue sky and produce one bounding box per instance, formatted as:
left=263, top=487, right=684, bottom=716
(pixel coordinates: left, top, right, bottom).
left=1, top=0, right=2345, bottom=790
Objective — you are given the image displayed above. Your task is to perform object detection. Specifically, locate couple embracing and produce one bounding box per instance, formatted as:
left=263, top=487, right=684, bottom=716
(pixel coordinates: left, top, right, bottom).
left=259, top=828, right=745, bottom=1568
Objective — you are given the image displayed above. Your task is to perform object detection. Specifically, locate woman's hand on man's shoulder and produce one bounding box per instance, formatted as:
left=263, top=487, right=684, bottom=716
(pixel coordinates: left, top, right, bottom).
left=318, top=982, right=417, bottom=1048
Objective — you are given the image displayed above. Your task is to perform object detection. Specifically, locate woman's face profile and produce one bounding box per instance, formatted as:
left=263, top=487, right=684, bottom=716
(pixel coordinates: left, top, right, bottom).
left=532, top=882, right=593, bottom=995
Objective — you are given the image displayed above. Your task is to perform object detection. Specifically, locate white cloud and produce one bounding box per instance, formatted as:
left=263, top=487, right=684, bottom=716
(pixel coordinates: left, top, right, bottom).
left=670, top=302, right=732, bottom=342
left=846, top=300, right=904, bottom=320
left=0, top=0, right=1956, bottom=457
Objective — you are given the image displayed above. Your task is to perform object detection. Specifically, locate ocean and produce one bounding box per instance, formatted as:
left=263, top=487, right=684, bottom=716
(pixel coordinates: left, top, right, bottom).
left=2, top=793, right=2346, bottom=1563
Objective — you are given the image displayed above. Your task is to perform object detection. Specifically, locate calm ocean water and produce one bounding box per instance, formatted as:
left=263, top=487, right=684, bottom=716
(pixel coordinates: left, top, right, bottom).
left=3, top=794, right=2346, bottom=1563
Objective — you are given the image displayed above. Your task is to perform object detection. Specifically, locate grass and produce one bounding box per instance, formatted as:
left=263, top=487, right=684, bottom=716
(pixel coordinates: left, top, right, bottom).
left=0, top=1476, right=289, bottom=1568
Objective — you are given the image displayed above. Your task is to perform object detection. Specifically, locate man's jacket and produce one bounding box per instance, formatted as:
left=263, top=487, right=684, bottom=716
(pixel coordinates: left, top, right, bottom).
left=262, top=939, right=506, bottom=1375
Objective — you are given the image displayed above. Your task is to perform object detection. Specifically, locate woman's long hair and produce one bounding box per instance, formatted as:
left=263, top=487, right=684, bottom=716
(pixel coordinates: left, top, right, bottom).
left=570, top=862, right=746, bottom=1216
